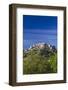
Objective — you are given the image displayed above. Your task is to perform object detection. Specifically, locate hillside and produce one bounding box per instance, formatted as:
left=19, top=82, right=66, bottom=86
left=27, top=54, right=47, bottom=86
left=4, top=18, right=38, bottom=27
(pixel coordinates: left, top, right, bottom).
left=23, top=43, right=57, bottom=74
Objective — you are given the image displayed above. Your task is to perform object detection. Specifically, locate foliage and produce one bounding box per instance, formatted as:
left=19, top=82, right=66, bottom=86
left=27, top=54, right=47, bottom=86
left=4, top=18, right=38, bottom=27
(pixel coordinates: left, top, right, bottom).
left=23, top=46, right=57, bottom=74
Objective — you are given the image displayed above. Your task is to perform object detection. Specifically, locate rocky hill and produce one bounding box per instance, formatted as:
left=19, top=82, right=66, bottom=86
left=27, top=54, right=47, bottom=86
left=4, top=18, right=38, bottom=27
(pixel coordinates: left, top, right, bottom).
left=23, top=43, right=57, bottom=74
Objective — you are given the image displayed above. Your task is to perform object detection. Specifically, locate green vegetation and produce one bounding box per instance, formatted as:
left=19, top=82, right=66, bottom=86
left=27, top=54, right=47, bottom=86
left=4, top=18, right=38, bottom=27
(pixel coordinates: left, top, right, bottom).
left=23, top=45, right=57, bottom=74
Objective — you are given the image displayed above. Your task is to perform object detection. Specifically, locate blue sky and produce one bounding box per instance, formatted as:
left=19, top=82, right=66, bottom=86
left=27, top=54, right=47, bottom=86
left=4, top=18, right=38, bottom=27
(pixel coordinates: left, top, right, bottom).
left=23, top=15, right=57, bottom=49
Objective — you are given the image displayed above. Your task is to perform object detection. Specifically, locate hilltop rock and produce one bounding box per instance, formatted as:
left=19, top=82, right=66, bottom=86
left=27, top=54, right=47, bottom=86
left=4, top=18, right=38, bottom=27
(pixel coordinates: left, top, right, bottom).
left=24, top=43, right=57, bottom=58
